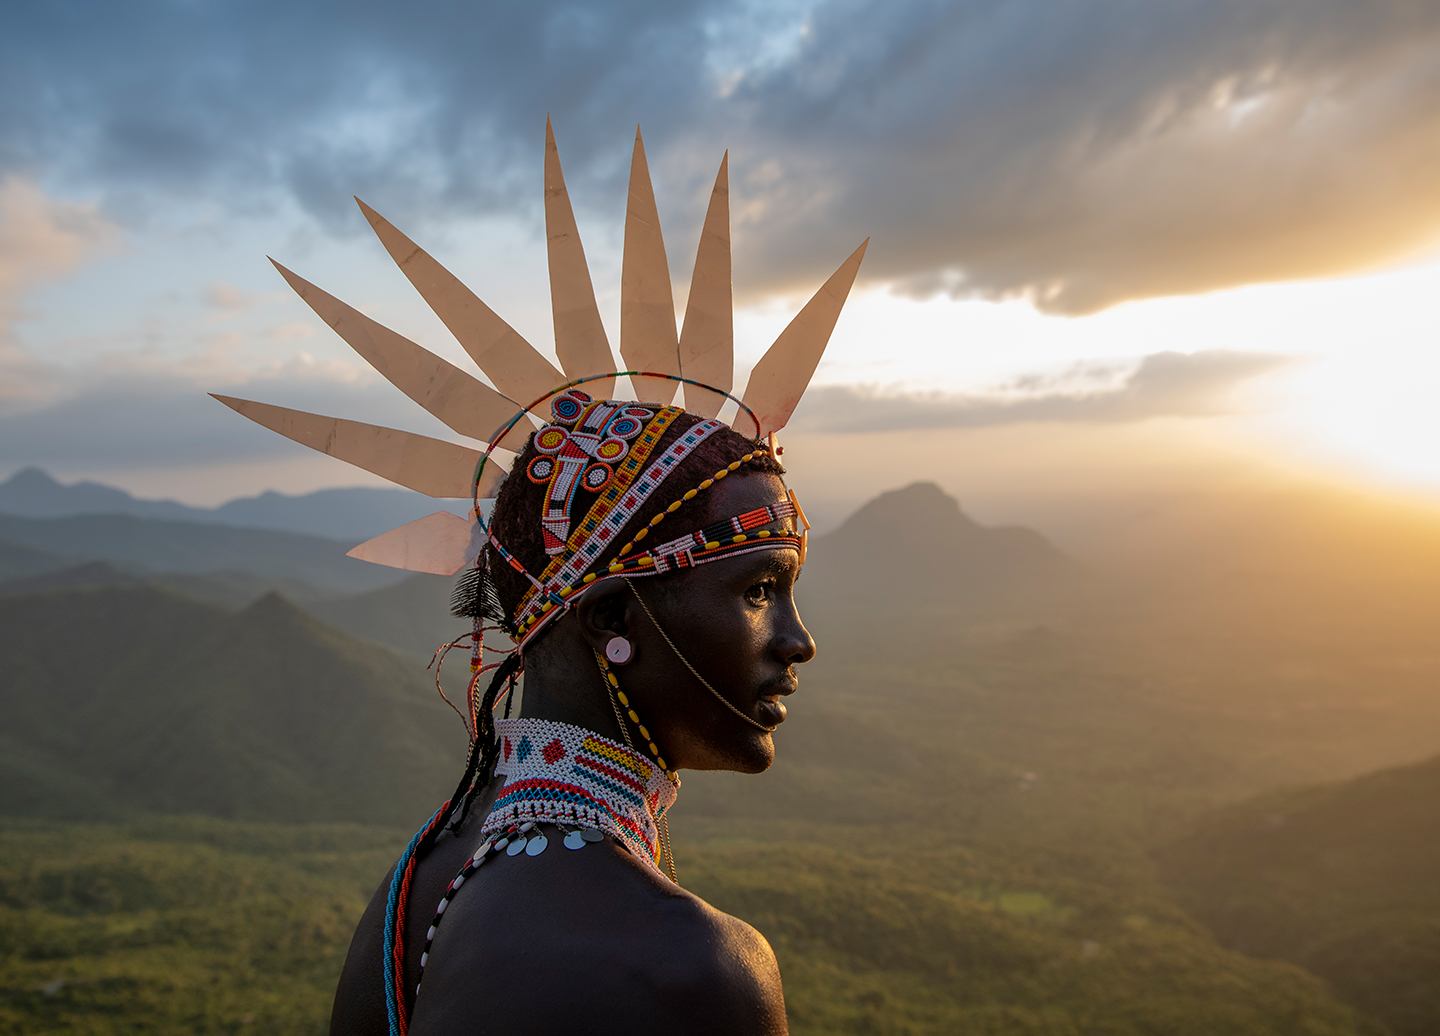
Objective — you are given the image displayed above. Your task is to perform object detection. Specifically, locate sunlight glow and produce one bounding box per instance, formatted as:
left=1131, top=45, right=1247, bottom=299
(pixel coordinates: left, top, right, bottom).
left=793, top=251, right=1440, bottom=493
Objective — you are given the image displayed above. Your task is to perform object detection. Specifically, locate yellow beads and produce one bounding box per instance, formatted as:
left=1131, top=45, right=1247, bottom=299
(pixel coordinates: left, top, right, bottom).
left=733, top=533, right=747, bottom=543
left=638, top=724, right=651, bottom=740
left=627, top=709, right=641, bottom=723
left=516, top=449, right=769, bottom=634
left=616, top=689, right=629, bottom=705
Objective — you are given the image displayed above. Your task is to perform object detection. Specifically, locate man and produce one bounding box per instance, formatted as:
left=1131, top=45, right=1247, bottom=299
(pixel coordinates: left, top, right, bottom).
left=214, top=121, right=864, bottom=1035
left=336, top=407, right=812, bottom=1035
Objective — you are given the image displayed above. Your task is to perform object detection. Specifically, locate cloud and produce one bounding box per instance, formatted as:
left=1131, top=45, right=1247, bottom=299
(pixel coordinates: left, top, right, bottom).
left=2, top=2, right=1437, bottom=317
left=0, top=356, right=446, bottom=468
left=204, top=281, right=259, bottom=312
left=789, top=350, right=1295, bottom=433
left=0, top=177, right=118, bottom=403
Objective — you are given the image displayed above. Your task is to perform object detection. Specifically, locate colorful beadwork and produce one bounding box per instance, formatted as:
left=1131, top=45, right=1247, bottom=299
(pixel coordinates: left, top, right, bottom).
left=511, top=453, right=808, bottom=644
left=509, top=412, right=726, bottom=639
left=481, top=718, right=679, bottom=870
left=526, top=391, right=659, bottom=555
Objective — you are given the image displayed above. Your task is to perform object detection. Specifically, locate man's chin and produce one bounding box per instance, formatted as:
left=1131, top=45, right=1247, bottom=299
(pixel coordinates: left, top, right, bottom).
left=685, top=730, right=776, bottom=774
left=733, top=729, right=777, bottom=774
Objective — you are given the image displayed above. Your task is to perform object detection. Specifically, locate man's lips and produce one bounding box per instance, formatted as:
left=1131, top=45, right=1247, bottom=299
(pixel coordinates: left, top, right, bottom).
left=756, top=676, right=798, bottom=725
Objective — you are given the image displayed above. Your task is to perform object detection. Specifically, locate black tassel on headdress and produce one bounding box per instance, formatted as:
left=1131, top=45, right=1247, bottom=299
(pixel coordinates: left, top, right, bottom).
left=416, top=650, right=522, bottom=857
left=450, top=558, right=509, bottom=629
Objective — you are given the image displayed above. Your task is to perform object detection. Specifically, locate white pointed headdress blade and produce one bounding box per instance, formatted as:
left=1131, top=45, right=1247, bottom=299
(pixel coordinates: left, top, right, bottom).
left=740, top=239, right=868, bottom=437
left=678, top=152, right=732, bottom=418
left=353, top=198, right=566, bottom=405
left=544, top=117, right=615, bottom=399
left=270, top=259, right=532, bottom=452
left=210, top=394, right=506, bottom=499
left=346, top=510, right=483, bottom=575
left=620, top=126, right=679, bottom=405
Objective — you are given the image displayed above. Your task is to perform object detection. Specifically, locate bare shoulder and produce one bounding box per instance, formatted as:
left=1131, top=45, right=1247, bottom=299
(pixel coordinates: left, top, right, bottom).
left=646, top=891, right=787, bottom=1035
left=409, top=840, right=786, bottom=1035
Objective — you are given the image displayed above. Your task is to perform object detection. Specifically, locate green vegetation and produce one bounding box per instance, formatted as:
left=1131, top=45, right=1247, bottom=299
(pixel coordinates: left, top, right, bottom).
left=3, top=480, right=1440, bottom=1033
left=1158, top=755, right=1440, bottom=1036
left=0, top=820, right=1380, bottom=1036
left=0, top=820, right=393, bottom=1034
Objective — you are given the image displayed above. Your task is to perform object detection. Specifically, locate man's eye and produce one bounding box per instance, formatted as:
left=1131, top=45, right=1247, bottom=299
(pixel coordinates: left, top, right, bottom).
left=745, top=583, right=772, bottom=604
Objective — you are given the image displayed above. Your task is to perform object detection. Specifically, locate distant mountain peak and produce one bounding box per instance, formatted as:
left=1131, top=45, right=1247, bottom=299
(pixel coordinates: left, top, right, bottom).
left=872, top=481, right=967, bottom=513
left=3, top=466, right=60, bottom=489
left=241, top=590, right=306, bottom=618
left=834, top=481, right=980, bottom=539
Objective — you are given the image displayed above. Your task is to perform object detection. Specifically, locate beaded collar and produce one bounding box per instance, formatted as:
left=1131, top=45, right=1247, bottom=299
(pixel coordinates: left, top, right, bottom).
left=480, top=718, right=680, bottom=873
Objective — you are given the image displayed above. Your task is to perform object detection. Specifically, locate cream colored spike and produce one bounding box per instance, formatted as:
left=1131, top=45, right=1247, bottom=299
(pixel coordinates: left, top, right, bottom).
left=270, top=259, right=533, bottom=452
left=620, top=127, right=680, bottom=404
left=347, top=511, right=481, bottom=575
left=209, top=395, right=507, bottom=499
left=354, top=197, right=565, bottom=405
left=741, top=239, right=869, bottom=437
left=544, top=116, right=616, bottom=398
left=678, top=152, right=733, bottom=418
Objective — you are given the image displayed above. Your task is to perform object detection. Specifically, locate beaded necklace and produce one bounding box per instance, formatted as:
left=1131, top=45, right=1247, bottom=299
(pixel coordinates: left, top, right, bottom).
left=408, top=718, right=681, bottom=1005
left=481, top=717, right=679, bottom=870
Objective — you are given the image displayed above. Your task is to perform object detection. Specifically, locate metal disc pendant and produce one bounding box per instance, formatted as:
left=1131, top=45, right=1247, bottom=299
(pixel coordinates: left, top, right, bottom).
left=563, top=830, right=586, bottom=850
left=525, top=833, right=548, bottom=856
left=581, top=827, right=604, bottom=843
left=506, top=836, right=527, bottom=856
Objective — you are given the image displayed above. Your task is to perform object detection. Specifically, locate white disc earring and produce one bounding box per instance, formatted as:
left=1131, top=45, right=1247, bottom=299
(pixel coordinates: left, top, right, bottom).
left=605, top=636, right=633, bottom=665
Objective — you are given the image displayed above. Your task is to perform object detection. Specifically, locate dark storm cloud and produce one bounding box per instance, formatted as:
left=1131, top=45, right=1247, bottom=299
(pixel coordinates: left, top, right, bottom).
left=4, top=0, right=1438, bottom=310
left=788, top=351, right=1295, bottom=433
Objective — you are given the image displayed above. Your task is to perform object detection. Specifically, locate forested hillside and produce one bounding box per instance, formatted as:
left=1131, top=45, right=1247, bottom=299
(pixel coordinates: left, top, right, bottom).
left=2, top=480, right=1439, bottom=1033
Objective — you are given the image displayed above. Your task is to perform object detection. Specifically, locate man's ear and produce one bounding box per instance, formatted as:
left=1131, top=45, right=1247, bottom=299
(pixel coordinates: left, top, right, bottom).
left=572, top=581, right=632, bottom=652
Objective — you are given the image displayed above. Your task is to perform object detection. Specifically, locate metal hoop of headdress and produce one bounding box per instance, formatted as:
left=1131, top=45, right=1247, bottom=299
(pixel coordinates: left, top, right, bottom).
left=470, top=370, right=763, bottom=524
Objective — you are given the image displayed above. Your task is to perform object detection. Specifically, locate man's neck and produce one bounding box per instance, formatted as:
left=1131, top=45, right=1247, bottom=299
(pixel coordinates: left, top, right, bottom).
left=510, top=636, right=622, bottom=738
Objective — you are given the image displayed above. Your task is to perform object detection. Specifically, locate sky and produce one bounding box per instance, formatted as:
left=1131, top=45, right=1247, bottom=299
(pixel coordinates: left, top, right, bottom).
left=2, top=0, right=1439, bottom=526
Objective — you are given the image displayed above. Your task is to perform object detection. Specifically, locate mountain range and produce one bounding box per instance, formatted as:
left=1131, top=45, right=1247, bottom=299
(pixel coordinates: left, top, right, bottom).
left=0, top=510, right=405, bottom=595
left=1159, top=753, right=1440, bottom=1036
left=3, top=471, right=1439, bottom=1033
left=0, top=583, right=466, bottom=825
left=0, top=466, right=462, bottom=541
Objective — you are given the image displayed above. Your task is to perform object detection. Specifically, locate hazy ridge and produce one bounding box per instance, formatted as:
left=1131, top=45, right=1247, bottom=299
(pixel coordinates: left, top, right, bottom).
left=2, top=471, right=1440, bottom=1033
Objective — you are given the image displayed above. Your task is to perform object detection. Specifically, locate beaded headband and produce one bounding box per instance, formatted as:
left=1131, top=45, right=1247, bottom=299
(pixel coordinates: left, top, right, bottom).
left=210, top=120, right=862, bottom=600
left=463, top=369, right=807, bottom=646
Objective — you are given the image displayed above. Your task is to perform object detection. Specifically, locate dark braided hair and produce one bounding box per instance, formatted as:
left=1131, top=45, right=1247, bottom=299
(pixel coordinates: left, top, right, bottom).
left=420, top=406, right=783, bottom=853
